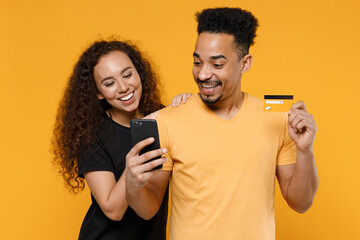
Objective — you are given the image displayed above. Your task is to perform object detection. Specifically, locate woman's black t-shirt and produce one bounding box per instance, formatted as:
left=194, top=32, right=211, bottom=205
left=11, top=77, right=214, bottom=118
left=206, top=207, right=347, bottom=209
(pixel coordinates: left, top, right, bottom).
left=78, top=115, right=168, bottom=240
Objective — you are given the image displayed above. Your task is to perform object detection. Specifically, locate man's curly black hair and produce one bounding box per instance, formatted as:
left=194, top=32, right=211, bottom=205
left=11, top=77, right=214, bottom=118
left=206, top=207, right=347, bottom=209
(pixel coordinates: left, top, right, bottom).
left=196, top=7, right=259, bottom=57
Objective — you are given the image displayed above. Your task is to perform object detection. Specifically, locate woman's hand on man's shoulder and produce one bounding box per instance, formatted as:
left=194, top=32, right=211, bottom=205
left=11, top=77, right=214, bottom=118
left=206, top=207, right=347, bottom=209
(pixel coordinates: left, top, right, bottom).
left=170, top=93, right=192, bottom=107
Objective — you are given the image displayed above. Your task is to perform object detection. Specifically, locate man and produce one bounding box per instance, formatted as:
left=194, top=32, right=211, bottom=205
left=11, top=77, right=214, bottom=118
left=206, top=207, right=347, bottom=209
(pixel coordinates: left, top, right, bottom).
left=125, top=7, right=319, bottom=240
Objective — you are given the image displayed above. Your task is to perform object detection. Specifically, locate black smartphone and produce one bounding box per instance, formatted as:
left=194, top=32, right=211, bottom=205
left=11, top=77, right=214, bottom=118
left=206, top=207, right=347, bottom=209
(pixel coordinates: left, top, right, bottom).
left=130, top=119, right=162, bottom=170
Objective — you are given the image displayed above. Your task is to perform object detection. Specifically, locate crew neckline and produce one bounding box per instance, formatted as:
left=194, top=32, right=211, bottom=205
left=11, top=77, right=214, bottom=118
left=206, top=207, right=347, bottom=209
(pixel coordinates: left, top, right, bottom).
left=104, top=113, right=130, bottom=130
left=194, top=92, right=248, bottom=123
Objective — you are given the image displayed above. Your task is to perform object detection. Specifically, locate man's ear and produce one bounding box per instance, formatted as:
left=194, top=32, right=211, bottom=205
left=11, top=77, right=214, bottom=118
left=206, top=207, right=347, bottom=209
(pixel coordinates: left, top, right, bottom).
left=240, top=54, right=253, bottom=74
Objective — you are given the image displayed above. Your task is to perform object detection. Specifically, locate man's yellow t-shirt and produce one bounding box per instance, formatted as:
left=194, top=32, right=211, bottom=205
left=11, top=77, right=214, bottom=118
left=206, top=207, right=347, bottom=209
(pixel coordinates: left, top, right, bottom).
left=156, top=93, right=296, bottom=240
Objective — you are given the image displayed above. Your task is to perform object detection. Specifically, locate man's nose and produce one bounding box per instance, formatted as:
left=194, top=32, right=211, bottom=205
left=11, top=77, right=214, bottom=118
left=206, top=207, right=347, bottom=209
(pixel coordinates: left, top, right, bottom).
left=197, top=64, right=212, bottom=81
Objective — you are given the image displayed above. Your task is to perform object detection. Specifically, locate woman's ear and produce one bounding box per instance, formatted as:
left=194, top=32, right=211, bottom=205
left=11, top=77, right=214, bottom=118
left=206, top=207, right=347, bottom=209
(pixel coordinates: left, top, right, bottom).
left=97, top=92, right=104, bottom=100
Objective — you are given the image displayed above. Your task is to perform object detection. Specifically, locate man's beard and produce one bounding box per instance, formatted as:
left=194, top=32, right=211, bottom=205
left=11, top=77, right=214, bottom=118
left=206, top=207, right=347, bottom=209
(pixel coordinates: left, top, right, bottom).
left=199, top=93, right=223, bottom=105
left=197, top=78, right=223, bottom=105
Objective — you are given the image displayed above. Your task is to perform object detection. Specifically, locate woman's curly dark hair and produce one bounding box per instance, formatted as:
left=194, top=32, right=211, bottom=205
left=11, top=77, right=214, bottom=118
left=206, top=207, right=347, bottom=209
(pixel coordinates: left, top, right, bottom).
left=196, top=7, right=259, bottom=57
left=52, top=39, right=163, bottom=193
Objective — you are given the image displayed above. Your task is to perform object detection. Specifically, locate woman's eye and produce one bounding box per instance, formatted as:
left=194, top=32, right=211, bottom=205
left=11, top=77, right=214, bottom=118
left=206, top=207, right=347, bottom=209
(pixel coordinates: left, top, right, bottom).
left=214, top=64, right=224, bottom=68
left=124, top=73, right=132, bottom=79
left=193, top=62, right=201, bottom=66
left=105, top=82, right=114, bottom=87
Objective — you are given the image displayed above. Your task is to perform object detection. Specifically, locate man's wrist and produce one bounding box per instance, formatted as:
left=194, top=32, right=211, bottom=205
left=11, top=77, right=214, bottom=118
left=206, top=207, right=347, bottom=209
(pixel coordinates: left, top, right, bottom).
left=296, top=147, right=314, bottom=158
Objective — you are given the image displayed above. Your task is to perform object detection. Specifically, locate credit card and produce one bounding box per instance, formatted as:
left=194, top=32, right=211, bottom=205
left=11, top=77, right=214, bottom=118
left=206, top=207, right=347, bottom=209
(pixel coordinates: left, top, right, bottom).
left=264, top=95, right=294, bottom=112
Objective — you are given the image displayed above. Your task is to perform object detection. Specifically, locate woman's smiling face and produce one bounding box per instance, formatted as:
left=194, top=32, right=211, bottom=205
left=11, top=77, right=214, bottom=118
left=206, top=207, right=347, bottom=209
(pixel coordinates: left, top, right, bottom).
left=93, top=50, right=142, bottom=116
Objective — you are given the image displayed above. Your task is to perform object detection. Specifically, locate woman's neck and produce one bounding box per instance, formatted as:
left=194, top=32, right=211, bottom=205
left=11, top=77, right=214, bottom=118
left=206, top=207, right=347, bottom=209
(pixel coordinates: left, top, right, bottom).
left=107, top=108, right=143, bottom=127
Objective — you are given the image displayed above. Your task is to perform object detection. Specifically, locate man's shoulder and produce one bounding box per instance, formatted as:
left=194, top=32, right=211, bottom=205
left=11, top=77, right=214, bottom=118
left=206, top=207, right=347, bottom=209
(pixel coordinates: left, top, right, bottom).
left=157, top=95, right=199, bottom=118
left=246, top=93, right=263, bottom=108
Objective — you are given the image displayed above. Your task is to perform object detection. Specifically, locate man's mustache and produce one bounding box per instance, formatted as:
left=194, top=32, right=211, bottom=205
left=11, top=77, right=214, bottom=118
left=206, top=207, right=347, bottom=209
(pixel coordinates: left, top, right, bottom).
left=196, top=79, right=222, bottom=85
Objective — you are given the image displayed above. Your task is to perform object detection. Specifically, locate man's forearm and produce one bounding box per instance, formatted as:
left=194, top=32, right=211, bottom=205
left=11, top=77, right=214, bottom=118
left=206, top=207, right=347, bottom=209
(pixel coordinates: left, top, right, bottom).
left=285, top=149, right=319, bottom=213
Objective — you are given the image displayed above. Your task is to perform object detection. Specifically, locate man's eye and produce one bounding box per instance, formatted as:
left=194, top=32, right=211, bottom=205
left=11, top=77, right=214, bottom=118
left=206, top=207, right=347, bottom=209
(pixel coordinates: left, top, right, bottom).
left=193, top=62, right=201, bottom=66
left=124, top=73, right=132, bottom=79
left=214, top=64, right=224, bottom=68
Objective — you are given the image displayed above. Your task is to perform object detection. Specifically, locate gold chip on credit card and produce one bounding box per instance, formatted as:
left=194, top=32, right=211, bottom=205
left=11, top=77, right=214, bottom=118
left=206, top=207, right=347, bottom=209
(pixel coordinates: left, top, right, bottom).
left=264, top=95, right=294, bottom=112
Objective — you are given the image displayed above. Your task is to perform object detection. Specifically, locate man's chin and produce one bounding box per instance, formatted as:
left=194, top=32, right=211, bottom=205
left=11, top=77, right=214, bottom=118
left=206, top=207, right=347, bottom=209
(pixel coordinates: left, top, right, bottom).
left=200, top=93, right=222, bottom=105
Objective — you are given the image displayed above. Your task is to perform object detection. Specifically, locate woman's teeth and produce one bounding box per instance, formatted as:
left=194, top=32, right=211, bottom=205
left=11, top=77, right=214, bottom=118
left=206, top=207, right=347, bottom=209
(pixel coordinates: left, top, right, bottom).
left=120, top=92, right=134, bottom=101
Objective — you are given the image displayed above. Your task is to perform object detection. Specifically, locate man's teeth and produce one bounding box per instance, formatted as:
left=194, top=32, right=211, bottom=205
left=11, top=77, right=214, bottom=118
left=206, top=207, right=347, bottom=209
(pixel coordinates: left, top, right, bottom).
left=201, top=83, right=217, bottom=88
left=120, top=92, right=134, bottom=101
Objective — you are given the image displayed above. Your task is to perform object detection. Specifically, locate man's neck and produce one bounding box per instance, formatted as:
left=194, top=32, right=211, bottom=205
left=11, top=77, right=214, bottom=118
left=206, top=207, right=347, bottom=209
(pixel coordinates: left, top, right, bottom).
left=207, top=91, right=245, bottom=120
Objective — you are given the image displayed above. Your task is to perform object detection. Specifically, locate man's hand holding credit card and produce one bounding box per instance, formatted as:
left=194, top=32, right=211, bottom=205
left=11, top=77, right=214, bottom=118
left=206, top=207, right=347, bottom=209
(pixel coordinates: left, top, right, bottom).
left=263, top=94, right=317, bottom=150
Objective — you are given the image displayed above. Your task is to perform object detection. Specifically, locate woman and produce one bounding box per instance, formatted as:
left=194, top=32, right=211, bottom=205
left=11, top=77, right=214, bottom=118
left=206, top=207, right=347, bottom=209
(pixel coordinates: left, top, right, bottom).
left=52, top=39, right=189, bottom=239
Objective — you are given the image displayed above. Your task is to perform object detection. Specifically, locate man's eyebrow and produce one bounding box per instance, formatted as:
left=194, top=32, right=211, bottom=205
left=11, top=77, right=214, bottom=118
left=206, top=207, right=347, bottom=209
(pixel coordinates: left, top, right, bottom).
left=193, top=52, right=227, bottom=60
left=210, top=55, right=227, bottom=60
left=101, top=66, right=132, bottom=83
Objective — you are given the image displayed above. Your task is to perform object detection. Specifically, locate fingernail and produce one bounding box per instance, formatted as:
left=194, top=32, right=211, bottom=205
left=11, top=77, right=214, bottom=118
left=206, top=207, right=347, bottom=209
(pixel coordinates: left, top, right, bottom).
left=288, top=110, right=291, bottom=114
left=162, top=148, right=167, bottom=154
left=163, top=158, right=168, bottom=162
left=149, top=137, right=154, bottom=142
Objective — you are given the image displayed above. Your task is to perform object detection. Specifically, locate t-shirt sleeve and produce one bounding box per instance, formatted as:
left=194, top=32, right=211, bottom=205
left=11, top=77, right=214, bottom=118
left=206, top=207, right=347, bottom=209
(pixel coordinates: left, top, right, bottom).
left=78, top=136, right=114, bottom=178
left=156, top=111, right=173, bottom=171
left=277, top=113, right=297, bottom=166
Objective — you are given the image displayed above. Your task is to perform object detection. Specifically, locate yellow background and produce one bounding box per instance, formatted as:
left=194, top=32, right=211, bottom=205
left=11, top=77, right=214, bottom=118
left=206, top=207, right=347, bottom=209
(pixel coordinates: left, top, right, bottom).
left=1, top=0, right=359, bottom=239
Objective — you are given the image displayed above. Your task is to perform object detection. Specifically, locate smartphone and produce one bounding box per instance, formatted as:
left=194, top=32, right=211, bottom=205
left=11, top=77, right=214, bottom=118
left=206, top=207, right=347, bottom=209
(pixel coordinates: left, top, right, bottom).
left=130, top=119, right=162, bottom=170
